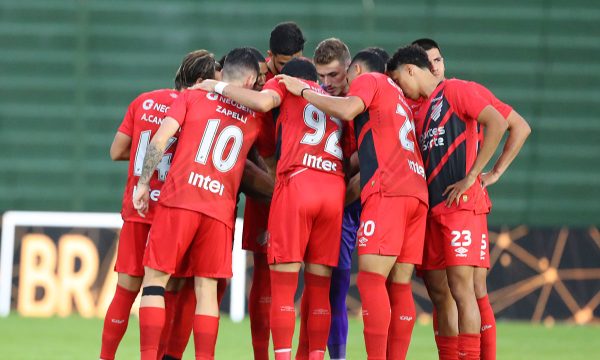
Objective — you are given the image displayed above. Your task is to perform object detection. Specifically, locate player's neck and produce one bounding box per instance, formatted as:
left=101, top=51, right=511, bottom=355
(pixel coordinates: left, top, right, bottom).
left=422, top=74, right=441, bottom=98
left=267, top=59, right=278, bottom=76
left=222, top=76, right=245, bottom=88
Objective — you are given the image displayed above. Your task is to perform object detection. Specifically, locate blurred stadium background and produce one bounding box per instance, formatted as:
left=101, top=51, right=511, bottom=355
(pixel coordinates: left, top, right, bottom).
left=1, top=0, right=599, bottom=358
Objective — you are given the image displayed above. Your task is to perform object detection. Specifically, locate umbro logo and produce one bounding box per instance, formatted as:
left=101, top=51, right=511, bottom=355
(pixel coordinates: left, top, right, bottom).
left=358, top=236, right=369, bottom=247
left=455, top=247, right=468, bottom=257
left=111, top=319, right=125, bottom=324
left=481, top=324, right=493, bottom=332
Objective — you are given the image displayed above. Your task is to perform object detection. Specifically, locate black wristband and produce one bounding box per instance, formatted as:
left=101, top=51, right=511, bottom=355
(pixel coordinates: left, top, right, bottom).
left=300, top=87, right=310, bottom=99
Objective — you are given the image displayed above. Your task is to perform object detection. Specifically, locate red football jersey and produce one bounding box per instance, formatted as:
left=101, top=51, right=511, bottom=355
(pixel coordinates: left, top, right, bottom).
left=263, top=78, right=345, bottom=179
left=348, top=72, right=428, bottom=205
left=414, top=79, right=495, bottom=216
left=159, top=90, right=260, bottom=228
left=119, top=88, right=180, bottom=224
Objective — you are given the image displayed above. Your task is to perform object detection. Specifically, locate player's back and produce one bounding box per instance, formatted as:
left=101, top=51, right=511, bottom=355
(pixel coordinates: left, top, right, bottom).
left=349, top=72, right=428, bottom=205
left=120, top=88, right=180, bottom=223
left=263, top=78, right=345, bottom=179
left=159, top=89, right=260, bottom=228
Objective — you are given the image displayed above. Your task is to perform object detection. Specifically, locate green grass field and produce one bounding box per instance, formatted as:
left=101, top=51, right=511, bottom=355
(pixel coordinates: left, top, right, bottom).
left=0, top=314, right=598, bottom=359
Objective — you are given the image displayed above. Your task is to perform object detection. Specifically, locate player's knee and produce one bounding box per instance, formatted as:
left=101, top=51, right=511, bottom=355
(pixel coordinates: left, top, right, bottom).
left=474, top=279, right=488, bottom=299
left=117, top=273, right=142, bottom=292
left=428, top=283, right=452, bottom=307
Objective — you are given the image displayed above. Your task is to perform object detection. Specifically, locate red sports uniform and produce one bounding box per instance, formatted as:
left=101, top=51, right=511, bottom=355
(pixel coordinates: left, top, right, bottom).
left=144, top=89, right=260, bottom=277
left=349, top=73, right=429, bottom=264
left=263, top=78, right=346, bottom=267
left=116, top=88, right=179, bottom=276
left=241, top=112, right=276, bottom=253
left=415, top=79, right=498, bottom=269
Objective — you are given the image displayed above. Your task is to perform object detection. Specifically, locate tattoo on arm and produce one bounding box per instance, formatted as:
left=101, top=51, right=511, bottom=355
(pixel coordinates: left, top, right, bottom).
left=270, top=94, right=281, bottom=108
left=138, top=142, right=164, bottom=185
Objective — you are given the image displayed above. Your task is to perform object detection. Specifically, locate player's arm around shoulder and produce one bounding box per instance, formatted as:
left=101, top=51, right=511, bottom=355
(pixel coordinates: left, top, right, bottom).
left=193, top=79, right=281, bottom=113
left=276, top=74, right=364, bottom=121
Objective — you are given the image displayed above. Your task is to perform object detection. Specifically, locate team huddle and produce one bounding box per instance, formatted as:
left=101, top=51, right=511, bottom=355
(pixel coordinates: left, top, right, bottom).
left=99, top=22, right=530, bottom=360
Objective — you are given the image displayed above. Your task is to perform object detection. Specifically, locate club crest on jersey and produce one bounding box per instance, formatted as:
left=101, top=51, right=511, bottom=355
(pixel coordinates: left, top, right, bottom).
left=431, top=99, right=444, bottom=122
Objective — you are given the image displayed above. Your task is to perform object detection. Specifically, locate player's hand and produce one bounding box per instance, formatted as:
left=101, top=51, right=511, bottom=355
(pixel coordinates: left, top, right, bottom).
left=442, top=174, right=476, bottom=207
left=133, top=182, right=150, bottom=217
left=481, top=171, right=500, bottom=188
left=190, top=79, right=219, bottom=92
left=276, top=74, right=309, bottom=96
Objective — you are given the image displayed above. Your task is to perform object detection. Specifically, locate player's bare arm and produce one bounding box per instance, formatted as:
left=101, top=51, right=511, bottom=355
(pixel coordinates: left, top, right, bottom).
left=481, top=110, right=531, bottom=187
left=443, top=105, right=508, bottom=206
left=276, top=74, right=364, bottom=120
left=195, top=79, right=281, bottom=113
left=344, top=172, right=361, bottom=206
left=132, top=116, right=180, bottom=215
left=109, top=132, right=132, bottom=161
left=240, top=160, right=275, bottom=201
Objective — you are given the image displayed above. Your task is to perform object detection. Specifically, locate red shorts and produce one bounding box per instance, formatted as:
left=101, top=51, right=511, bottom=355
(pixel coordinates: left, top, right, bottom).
left=241, top=198, right=270, bottom=253
left=267, top=169, right=345, bottom=267
left=357, top=194, right=427, bottom=264
left=114, top=221, right=150, bottom=276
left=144, top=204, right=233, bottom=278
left=420, top=210, right=489, bottom=270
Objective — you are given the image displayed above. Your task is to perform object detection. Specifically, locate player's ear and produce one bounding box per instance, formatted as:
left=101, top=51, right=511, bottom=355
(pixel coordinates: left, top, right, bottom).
left=267, top=50, right=273, bottom=59
left=194, top=78, right=204, bottom=85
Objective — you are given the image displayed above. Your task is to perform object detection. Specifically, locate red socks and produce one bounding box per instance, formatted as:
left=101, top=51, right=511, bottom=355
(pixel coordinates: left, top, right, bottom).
left=249, top=254, right=271, bottom=360
left=157, top=290, right=179, bottom=358
left=304, top=272, right=331, bottom=355
left=270, top=270, right=299, bottom=358
left=139, top=306, right=166, bottom=360
left=295, top=294, right=309, bottom=360
left=164, top=280, right=196, bottom=358
left=478, top=295, right=496, bottom=360
left=458, top=333, right=481, bottom=360
left=387, top=282, right=416, bottom=360
left=100, top=285, right=138, bottom=360
left=357, top=271, right=389, bottom=360
left=435, top=335, right=459, bottom=360
left=193, top=314, right=219, bottom=360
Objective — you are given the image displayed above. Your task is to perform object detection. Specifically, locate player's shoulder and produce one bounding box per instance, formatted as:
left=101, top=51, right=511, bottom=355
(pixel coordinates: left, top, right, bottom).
left=130, top=88, right=179, bottom=107
left=305, top=80, right=325, bottom=95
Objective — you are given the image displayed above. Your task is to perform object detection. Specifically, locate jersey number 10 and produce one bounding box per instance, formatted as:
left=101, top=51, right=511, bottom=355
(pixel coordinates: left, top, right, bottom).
left=195, top=119, right=244, bottom=172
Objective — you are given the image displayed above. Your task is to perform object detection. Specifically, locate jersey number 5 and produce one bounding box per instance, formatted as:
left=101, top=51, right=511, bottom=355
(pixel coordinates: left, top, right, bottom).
left=195, top=119, right=244, bottom=172
left=300, top=104, right=343, bottom=159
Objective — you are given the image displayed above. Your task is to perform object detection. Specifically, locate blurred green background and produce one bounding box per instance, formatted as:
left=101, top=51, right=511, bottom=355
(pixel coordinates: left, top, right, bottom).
left=1, top=0, right=599, bottom=226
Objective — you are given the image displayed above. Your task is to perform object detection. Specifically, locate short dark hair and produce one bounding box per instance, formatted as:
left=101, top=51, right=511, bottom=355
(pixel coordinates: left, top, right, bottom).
left=281, top=58, right=317, bottom=82
left=350, top=50, right=385, bottom=74
left=411, top=38, right=442, bottom=53
left=364, top=46, right=390, bottom=66
left=269, top=21, right=305, bottom=56
left=247, top=47, right=266, bottom=63
left=387, top=45, right=432, bottom=72
left=222, top=47, right=259, bottom=81
left=174, top=50, right=216, bottom=90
